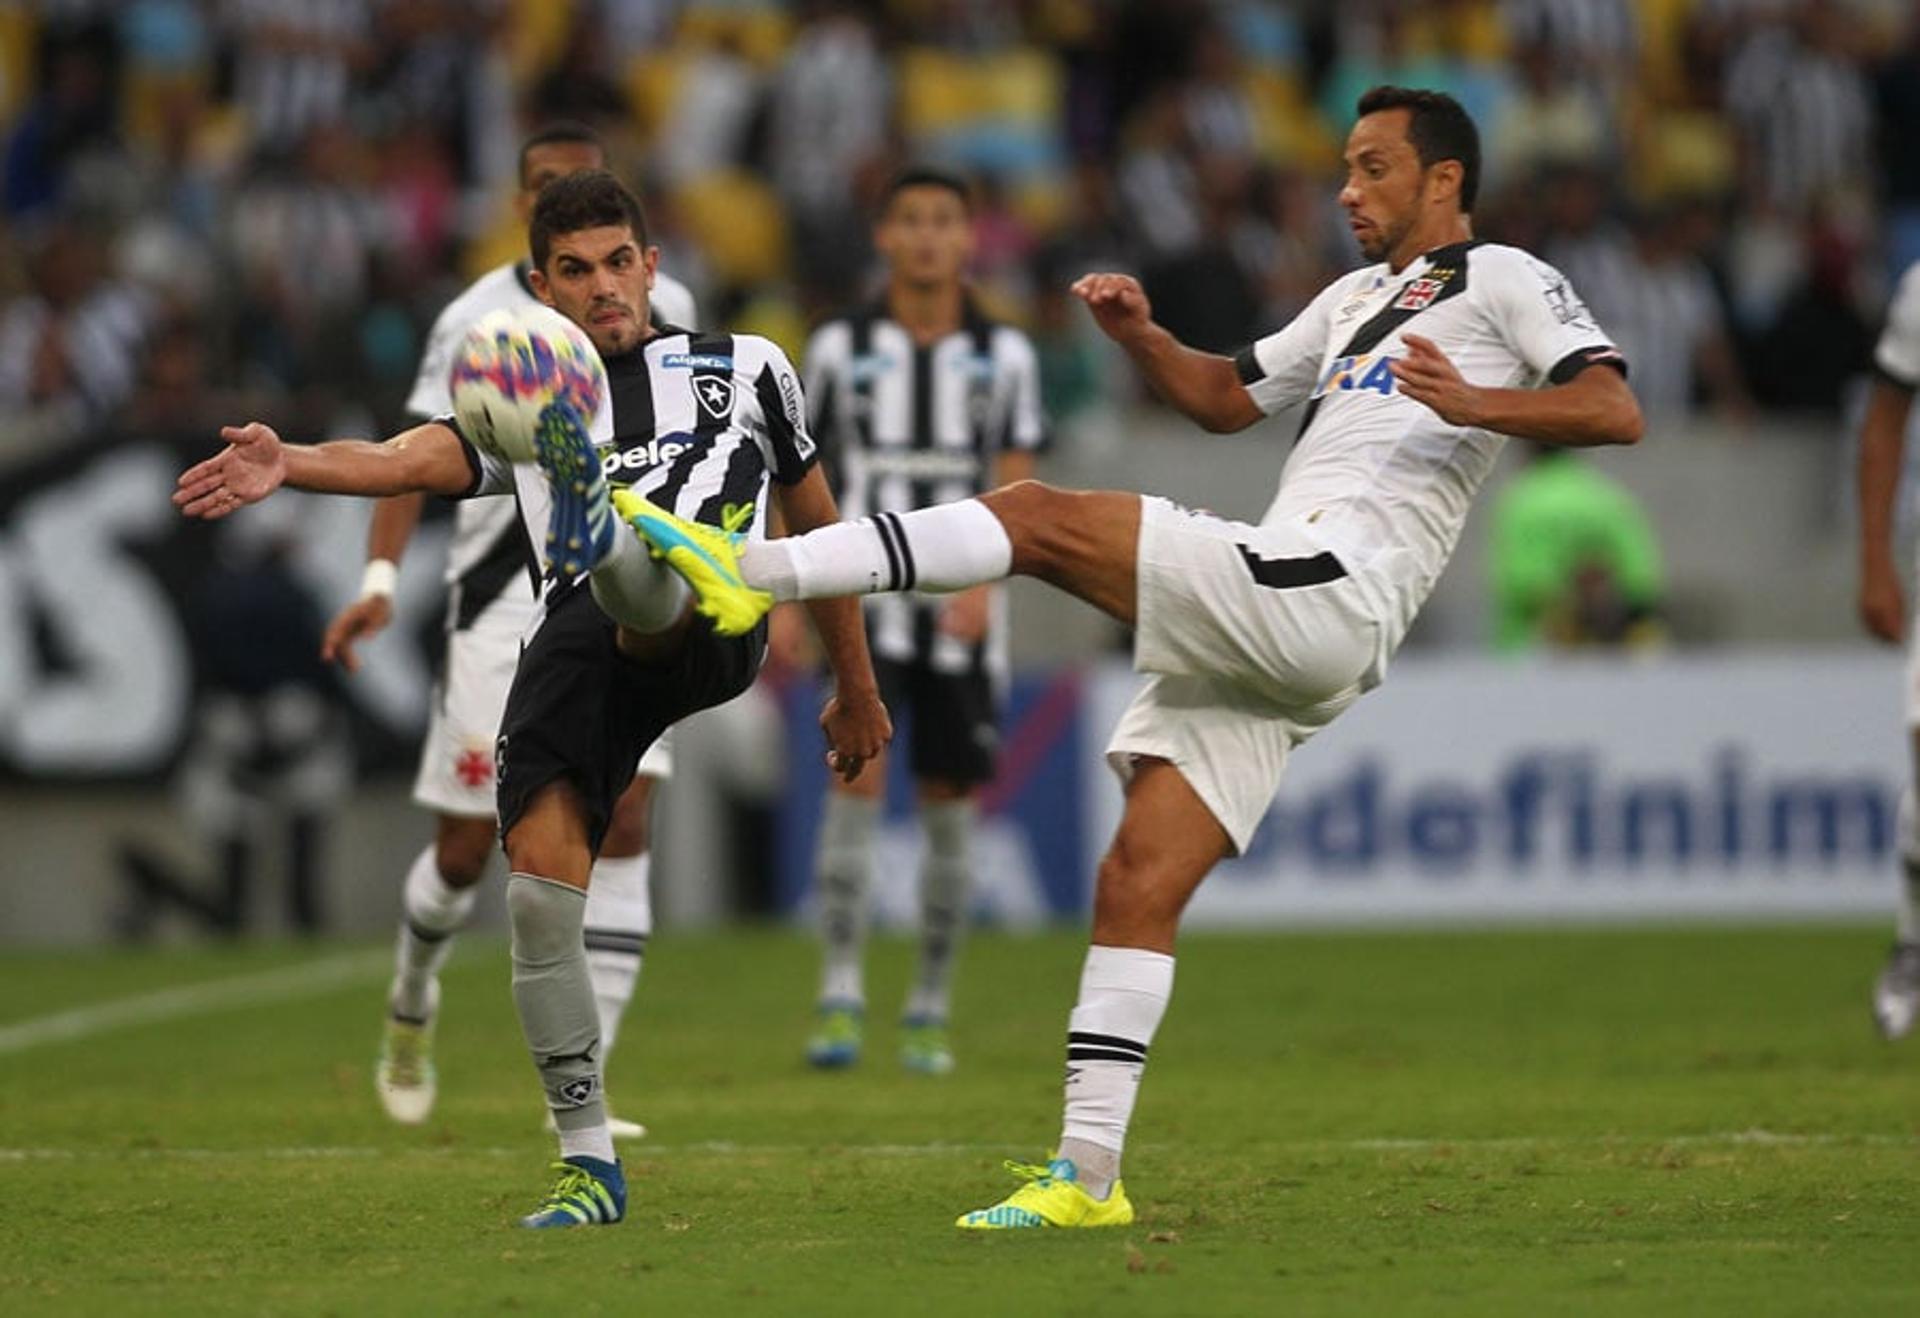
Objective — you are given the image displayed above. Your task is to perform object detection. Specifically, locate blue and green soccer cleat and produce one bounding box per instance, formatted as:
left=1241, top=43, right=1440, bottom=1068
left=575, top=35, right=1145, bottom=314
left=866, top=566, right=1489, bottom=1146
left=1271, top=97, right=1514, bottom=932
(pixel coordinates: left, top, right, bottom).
left=805, top=1000, right=864, bottom=1069
left=518, top=1155, right=626, bottom=1229
left=955, top=1157, right=1134, bottom=1230
left=532, top=399, right=615, bottom=580
left=611, top=488, right=772, bottom=637
left=899, top=1015, right=955, bottom=1076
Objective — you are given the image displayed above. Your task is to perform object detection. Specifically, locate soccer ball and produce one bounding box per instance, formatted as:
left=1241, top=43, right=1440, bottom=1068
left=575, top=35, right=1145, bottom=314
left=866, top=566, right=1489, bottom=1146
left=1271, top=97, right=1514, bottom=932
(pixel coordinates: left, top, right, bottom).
left=449, top=306, right=605, bottom=463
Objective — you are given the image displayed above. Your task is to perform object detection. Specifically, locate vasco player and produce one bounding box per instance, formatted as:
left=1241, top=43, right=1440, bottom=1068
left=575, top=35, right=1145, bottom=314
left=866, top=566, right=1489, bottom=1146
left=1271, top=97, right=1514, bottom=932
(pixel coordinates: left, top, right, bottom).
left=321, top=122, right=695, bottom=1137
left=176, top=170, right=890, bottom=1228
left=622, top=87, right=1643, bottom=1228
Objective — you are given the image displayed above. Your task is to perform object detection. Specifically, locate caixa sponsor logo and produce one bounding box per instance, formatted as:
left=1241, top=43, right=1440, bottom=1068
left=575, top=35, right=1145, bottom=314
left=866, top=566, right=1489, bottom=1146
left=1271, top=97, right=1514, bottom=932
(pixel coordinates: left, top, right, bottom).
left=1236, top=750, right=1896, bottom=875
left=601, top=432, right=702, bottom=475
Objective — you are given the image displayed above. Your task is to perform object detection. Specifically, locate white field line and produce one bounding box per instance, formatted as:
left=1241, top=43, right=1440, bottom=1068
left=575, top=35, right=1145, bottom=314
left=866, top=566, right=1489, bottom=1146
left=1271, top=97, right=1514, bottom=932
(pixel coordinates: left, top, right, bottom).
left=0, top=948, right=390, bottom=1056
left=1, top=1131, right=1915, bottom=1164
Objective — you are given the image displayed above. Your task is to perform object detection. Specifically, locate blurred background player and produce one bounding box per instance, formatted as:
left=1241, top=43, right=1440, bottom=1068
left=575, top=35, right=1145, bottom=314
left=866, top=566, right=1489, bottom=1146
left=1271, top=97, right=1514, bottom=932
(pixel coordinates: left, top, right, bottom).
left=799, top=167, right=1045, bottom=1075
left=1855, top=256, right=1920, bottom=1039
left=318, top=123, right=697, bottom=1134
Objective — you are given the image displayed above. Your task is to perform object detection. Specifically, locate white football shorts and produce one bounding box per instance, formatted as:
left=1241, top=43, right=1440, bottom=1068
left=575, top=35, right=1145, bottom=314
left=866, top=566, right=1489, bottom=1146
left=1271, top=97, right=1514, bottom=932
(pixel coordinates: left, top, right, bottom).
left=1107, top=496, right=1385, bottom=853
left=412, top=608, right=673, bottom=818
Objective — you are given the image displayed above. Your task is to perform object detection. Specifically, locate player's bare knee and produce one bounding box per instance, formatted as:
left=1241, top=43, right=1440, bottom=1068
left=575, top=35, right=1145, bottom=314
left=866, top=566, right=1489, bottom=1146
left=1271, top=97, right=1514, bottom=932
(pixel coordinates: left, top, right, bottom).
left=985, top=480, right=1078, bottom=575
left=1093, top=842, right=1184, bottom=927
left=434, top=818, right=497, bottom=888
left=600, top=791, right=653, bottom=858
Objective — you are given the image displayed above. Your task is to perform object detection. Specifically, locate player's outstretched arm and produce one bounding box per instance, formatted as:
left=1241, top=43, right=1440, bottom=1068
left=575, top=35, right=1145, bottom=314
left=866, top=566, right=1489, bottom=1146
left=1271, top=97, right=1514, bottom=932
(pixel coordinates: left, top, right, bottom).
left=772, top=467, right=892, bottom=781
left=1392, top=334, right=1643, bottom=447
left=1858, top=378, right=1915, bottom=643
left=1071, top=273, right=1262, bottom=434
left=174, top=420, right=476, bottom=521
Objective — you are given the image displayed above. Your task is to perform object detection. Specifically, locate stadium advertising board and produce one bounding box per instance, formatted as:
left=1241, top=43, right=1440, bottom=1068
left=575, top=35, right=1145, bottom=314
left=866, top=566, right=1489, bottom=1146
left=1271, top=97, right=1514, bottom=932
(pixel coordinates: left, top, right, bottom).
left=1085, top=654, right=1906, bottom=925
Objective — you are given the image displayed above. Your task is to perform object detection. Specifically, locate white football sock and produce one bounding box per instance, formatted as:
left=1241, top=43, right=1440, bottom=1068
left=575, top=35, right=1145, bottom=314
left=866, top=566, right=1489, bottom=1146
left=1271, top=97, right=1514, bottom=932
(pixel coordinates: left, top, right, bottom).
left=905, top=800, right=975, bottom=1022
left=815, top=793, right=880, bottom=1005
left=390, top=845, right=480, bottom=1022
left=1898, top=790, right=1920, bottom=945
left=1057, top=945, right=1175, bottom=1200
left=584, top=850, right=652, bottom=1055
left=591, top=527, right=689, bottom=633
left=740, top=499, right=1012, bottom=602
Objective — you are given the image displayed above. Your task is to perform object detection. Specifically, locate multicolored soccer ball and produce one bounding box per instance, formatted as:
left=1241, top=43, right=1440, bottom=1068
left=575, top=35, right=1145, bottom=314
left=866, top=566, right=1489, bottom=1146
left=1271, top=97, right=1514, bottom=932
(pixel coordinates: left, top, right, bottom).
left=449, top=306, right=606, bottom=463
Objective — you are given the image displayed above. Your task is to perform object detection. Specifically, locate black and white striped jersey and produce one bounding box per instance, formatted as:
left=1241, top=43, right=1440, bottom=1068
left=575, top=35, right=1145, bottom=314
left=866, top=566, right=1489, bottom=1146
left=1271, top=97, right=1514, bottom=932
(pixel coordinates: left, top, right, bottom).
left=804, top=299, right=1044, bottom=670
left=409, top=260, right=697, bottom=635
left=456, top=327, right=817, bottom=635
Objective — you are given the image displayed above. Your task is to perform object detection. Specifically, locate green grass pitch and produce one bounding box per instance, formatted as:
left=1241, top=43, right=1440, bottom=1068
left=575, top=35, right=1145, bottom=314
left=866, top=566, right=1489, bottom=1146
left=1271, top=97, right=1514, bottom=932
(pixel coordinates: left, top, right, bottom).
left=2, top=926, right=1917, bottom=1315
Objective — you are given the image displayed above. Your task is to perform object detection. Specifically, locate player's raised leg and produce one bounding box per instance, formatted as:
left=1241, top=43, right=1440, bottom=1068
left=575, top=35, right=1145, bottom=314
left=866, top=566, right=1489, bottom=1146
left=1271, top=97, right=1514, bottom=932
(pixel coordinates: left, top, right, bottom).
left=957, top=758, right=1229, bottom=1228
left=375, top=816, right=492, bottom=1122
left=624, top=481, right=1144, bottom=636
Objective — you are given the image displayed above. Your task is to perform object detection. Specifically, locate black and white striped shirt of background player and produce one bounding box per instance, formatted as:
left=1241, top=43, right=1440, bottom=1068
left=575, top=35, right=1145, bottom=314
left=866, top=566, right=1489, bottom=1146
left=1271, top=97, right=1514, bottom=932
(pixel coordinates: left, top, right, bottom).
left=803, top=298, right=1046, bottom=673
left=448, top=325, right=819, bottom=635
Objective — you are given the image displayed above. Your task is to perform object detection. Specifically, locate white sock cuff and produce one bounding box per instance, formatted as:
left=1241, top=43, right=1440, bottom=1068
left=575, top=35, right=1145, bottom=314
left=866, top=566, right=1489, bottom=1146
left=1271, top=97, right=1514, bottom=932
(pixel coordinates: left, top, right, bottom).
left=404, top=845, right=478, bottom=935
left=899, top=499, right=1013, bottom=593
left=585, top=851, right=652, bottom=937
left=1069, top=945, right=1175, bottom=1047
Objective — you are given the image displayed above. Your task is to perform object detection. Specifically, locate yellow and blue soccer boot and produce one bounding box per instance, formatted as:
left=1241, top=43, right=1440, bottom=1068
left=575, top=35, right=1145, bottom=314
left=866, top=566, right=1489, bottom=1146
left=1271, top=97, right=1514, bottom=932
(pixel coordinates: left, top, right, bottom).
left=518, top=1155, right=626, bottom=1229
left=955, top=1156, right=1134, bottom=1230
left=532, top=399, right=615, bottom=580
left=611, top=488, right=772, bottom=637
left=805, top=999, right=864, bottom=1069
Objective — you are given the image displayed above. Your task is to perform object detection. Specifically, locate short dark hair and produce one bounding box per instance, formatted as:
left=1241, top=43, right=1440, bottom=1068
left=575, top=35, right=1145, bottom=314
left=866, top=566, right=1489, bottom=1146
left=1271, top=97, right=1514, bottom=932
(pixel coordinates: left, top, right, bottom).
left=529, top=169, right=649, bottom=269
left=880, top=165, right=972, bottom=215
left=1355, top=86, right=1481, bottom=213
left=518, top=121, right=604, bottom=187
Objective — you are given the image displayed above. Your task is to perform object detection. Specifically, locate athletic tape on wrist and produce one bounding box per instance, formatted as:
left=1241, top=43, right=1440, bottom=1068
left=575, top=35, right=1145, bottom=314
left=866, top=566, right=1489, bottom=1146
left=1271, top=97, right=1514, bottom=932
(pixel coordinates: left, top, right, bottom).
left=360, top=558, right=399, bottom=600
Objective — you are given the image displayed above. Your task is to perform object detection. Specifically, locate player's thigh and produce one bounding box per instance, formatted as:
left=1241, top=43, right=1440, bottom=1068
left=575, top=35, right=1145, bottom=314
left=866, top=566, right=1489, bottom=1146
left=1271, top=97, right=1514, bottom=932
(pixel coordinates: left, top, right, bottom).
left=1133, top=496, right=1378, bottom=703
left=502, top=779, right=593, bottom=888
left=601, top=773, right=657, bottom=858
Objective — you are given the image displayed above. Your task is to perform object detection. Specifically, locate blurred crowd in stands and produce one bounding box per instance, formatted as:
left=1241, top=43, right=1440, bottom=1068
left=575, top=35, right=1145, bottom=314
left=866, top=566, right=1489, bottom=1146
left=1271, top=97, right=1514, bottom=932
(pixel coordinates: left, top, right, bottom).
left=3, top=0, right=1920, bottom=466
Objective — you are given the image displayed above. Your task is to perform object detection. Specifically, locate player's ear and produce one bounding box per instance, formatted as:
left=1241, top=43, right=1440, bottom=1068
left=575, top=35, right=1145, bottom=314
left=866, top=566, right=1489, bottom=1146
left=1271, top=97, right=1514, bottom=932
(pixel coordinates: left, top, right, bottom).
left=643, top=245, right=660, bottom=287
left=1429, top=159, right=1464, bottom=208
left=527, top=265, right=555, bottom=306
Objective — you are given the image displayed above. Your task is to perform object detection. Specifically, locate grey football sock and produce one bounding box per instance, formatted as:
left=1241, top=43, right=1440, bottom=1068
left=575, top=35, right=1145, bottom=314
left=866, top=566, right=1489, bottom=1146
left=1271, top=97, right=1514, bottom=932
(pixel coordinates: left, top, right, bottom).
left=507, top=873, right=610, bottom=1155
left=591, top=528, right=689, bottom=634
left=906, top=799, right=975, bottom=1022
left=815, top=793, right=880, bottom=1005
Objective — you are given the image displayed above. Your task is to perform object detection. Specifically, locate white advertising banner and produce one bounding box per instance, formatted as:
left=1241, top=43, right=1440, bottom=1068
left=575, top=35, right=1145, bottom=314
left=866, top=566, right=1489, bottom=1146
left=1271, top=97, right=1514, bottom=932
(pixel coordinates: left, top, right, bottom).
left=1083, top=651, right=1907, bottom=926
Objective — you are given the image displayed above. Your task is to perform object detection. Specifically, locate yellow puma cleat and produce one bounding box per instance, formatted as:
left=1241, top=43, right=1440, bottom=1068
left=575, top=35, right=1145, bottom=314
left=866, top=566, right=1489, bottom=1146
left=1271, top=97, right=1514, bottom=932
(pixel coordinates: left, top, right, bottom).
left=955, top=1157, right=1135, bottom=1230
left=611, top=488, right=773, bottom=637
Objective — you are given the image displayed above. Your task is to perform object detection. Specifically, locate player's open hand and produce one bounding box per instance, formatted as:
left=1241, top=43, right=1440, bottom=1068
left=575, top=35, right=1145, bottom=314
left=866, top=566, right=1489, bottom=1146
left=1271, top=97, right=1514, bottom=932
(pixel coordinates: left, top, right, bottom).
left=1860, top=560, right=1905, bottom=644
left=173, top=422, right=288, bottom=519
left=1391, top=334, right=1484, bottom=426
left=321, top=594, right=395, bottom=674
left=1070, top=272, right=1153, bottom=345
left=820, top=688, right=892, bottom=783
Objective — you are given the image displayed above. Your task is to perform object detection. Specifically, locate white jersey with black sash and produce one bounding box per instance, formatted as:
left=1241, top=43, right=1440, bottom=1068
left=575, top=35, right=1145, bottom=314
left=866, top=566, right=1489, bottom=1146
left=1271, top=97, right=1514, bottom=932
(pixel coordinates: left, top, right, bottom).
left=1234, top=240, right=1625, bottom=650
left=803, top=298, right=1044, bottom=673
